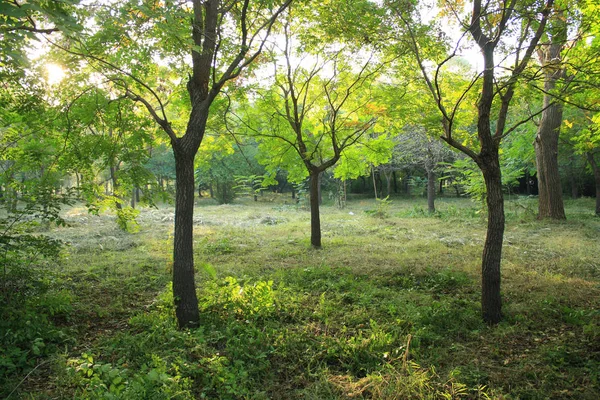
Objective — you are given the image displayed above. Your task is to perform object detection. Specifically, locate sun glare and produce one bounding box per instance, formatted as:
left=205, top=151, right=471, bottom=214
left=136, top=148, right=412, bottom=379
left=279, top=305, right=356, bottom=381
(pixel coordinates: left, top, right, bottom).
left=46, top=63, right=66, bottom=85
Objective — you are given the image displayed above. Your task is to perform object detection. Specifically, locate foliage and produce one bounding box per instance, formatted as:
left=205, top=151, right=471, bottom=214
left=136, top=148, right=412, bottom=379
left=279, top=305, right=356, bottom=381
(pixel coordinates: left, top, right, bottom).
left=241, top=34, right=394, bottom=186
left=0, top=0, right=81, bottom=76
left=65, top=352, right=193, bottom=399
left=0, top=191, right=76, bottom=393
left=234, top=174, right=268, bottom=199
left=365, top=196, right=393, bottom=218
left=451, top=154, right=526, bottom=209
left=2, top=0, right=600, bottom=396
left=2, top=198, right=599, bottom=398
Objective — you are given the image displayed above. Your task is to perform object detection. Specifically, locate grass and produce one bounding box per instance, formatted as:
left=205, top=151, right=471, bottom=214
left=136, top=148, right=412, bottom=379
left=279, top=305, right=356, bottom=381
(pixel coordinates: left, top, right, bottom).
left=1, top=195, right=599, bottom=399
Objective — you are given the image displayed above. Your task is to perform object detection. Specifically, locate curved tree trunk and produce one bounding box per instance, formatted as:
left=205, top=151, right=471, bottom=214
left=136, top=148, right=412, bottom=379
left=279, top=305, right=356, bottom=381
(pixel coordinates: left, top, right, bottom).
left=172, top=146, right=200, bottom=328
left=480, top=155, right=504, bottom=325
left=309, top=171, right=322, bottom=249
left=427, top=169, right=435, bottom=213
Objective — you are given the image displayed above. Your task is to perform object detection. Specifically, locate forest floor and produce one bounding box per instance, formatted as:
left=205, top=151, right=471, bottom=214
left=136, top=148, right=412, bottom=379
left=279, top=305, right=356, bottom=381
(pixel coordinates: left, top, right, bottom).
left=2, top=195, right=599, bottom=399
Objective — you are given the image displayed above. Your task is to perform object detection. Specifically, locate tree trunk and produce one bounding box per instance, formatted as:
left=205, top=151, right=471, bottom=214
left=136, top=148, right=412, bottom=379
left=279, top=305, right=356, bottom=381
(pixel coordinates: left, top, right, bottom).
left=109, top=164, right=122, bottom=210
left=172, top=148, right=200, bottom=328
left=568, top=157, right=578, bottom=199
left=372, top=166, right=378, bottom=199
left=309, top=171, right=322, bottom=248
left=587, top=152, right=600, bottom=216
left=317, top=173, right=322, bottom=205
left=525, top=170, right=532, bottom=195
left=534, top=98, right=566, bottom=219
left=480, top=156, right=504, bottom=325
left=570, top=177, right=578, bottom=199
left=384, top=170, right=392, bottom=197
left=7, top=174, right=17, bottom=212
left=534, top=23, right=566, bottom=220
left=427, top=169, right=436, bottom=213
left=392, top=170, right=398, bottom=193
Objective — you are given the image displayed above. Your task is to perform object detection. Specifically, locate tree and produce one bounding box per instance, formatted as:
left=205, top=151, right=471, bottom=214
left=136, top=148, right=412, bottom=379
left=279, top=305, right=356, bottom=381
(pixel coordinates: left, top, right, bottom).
left=63, top=0, right=292, bottom=328
left=395, top=0, right=554, bottom=324
left=533, top=8, right=570, bottom=219
left=564, top=0, right=600, bottom=215
left=59, top=85, right=155, bottom=229
left=241, top=24, right=391, bottom=248
left=395, top=128, right=455, bottom=212
left=0, top=66, right=75, bottom=304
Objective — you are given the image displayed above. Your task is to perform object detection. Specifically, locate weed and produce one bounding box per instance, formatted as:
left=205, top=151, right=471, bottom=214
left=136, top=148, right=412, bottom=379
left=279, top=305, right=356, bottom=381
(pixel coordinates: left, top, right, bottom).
left=364, top=196, right=392, bottom=218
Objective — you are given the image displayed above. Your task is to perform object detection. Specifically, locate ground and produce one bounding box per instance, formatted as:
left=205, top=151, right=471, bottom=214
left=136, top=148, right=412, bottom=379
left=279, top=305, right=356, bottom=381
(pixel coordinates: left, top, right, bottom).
left=2, top=195, right=599, bottom=399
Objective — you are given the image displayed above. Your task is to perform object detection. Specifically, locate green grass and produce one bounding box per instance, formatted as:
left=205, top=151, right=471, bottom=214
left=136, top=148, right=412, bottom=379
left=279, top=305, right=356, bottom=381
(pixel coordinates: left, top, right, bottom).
left=2, top=195, right=599, bottom=399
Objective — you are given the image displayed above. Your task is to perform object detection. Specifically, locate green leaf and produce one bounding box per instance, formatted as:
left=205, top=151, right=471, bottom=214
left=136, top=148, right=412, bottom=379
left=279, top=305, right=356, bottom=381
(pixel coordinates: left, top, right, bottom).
left=200, top=262, right=217, bottom=279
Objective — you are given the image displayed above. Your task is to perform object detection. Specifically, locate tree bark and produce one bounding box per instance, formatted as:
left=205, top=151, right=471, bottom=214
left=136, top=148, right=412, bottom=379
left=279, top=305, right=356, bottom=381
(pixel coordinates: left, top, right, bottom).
left=172, top=146, right=200, bottom=328
left=480, top=154, right=504, bottom=325
left=318, top=172, right=322, bottom=205
left=534, top=97, right=566, bottom=218
left=427, top=169, right=435, bottom=213
left=570, top=177, right=578, bottom=199
left=473, top=43, right=505, bottom=325
left=309, top=171, right=322, bottom=248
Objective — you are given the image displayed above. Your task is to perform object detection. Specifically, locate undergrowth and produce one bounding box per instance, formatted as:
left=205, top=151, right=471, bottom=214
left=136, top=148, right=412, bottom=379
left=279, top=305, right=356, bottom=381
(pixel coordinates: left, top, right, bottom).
left=3, top=196, right=599, bottom=399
